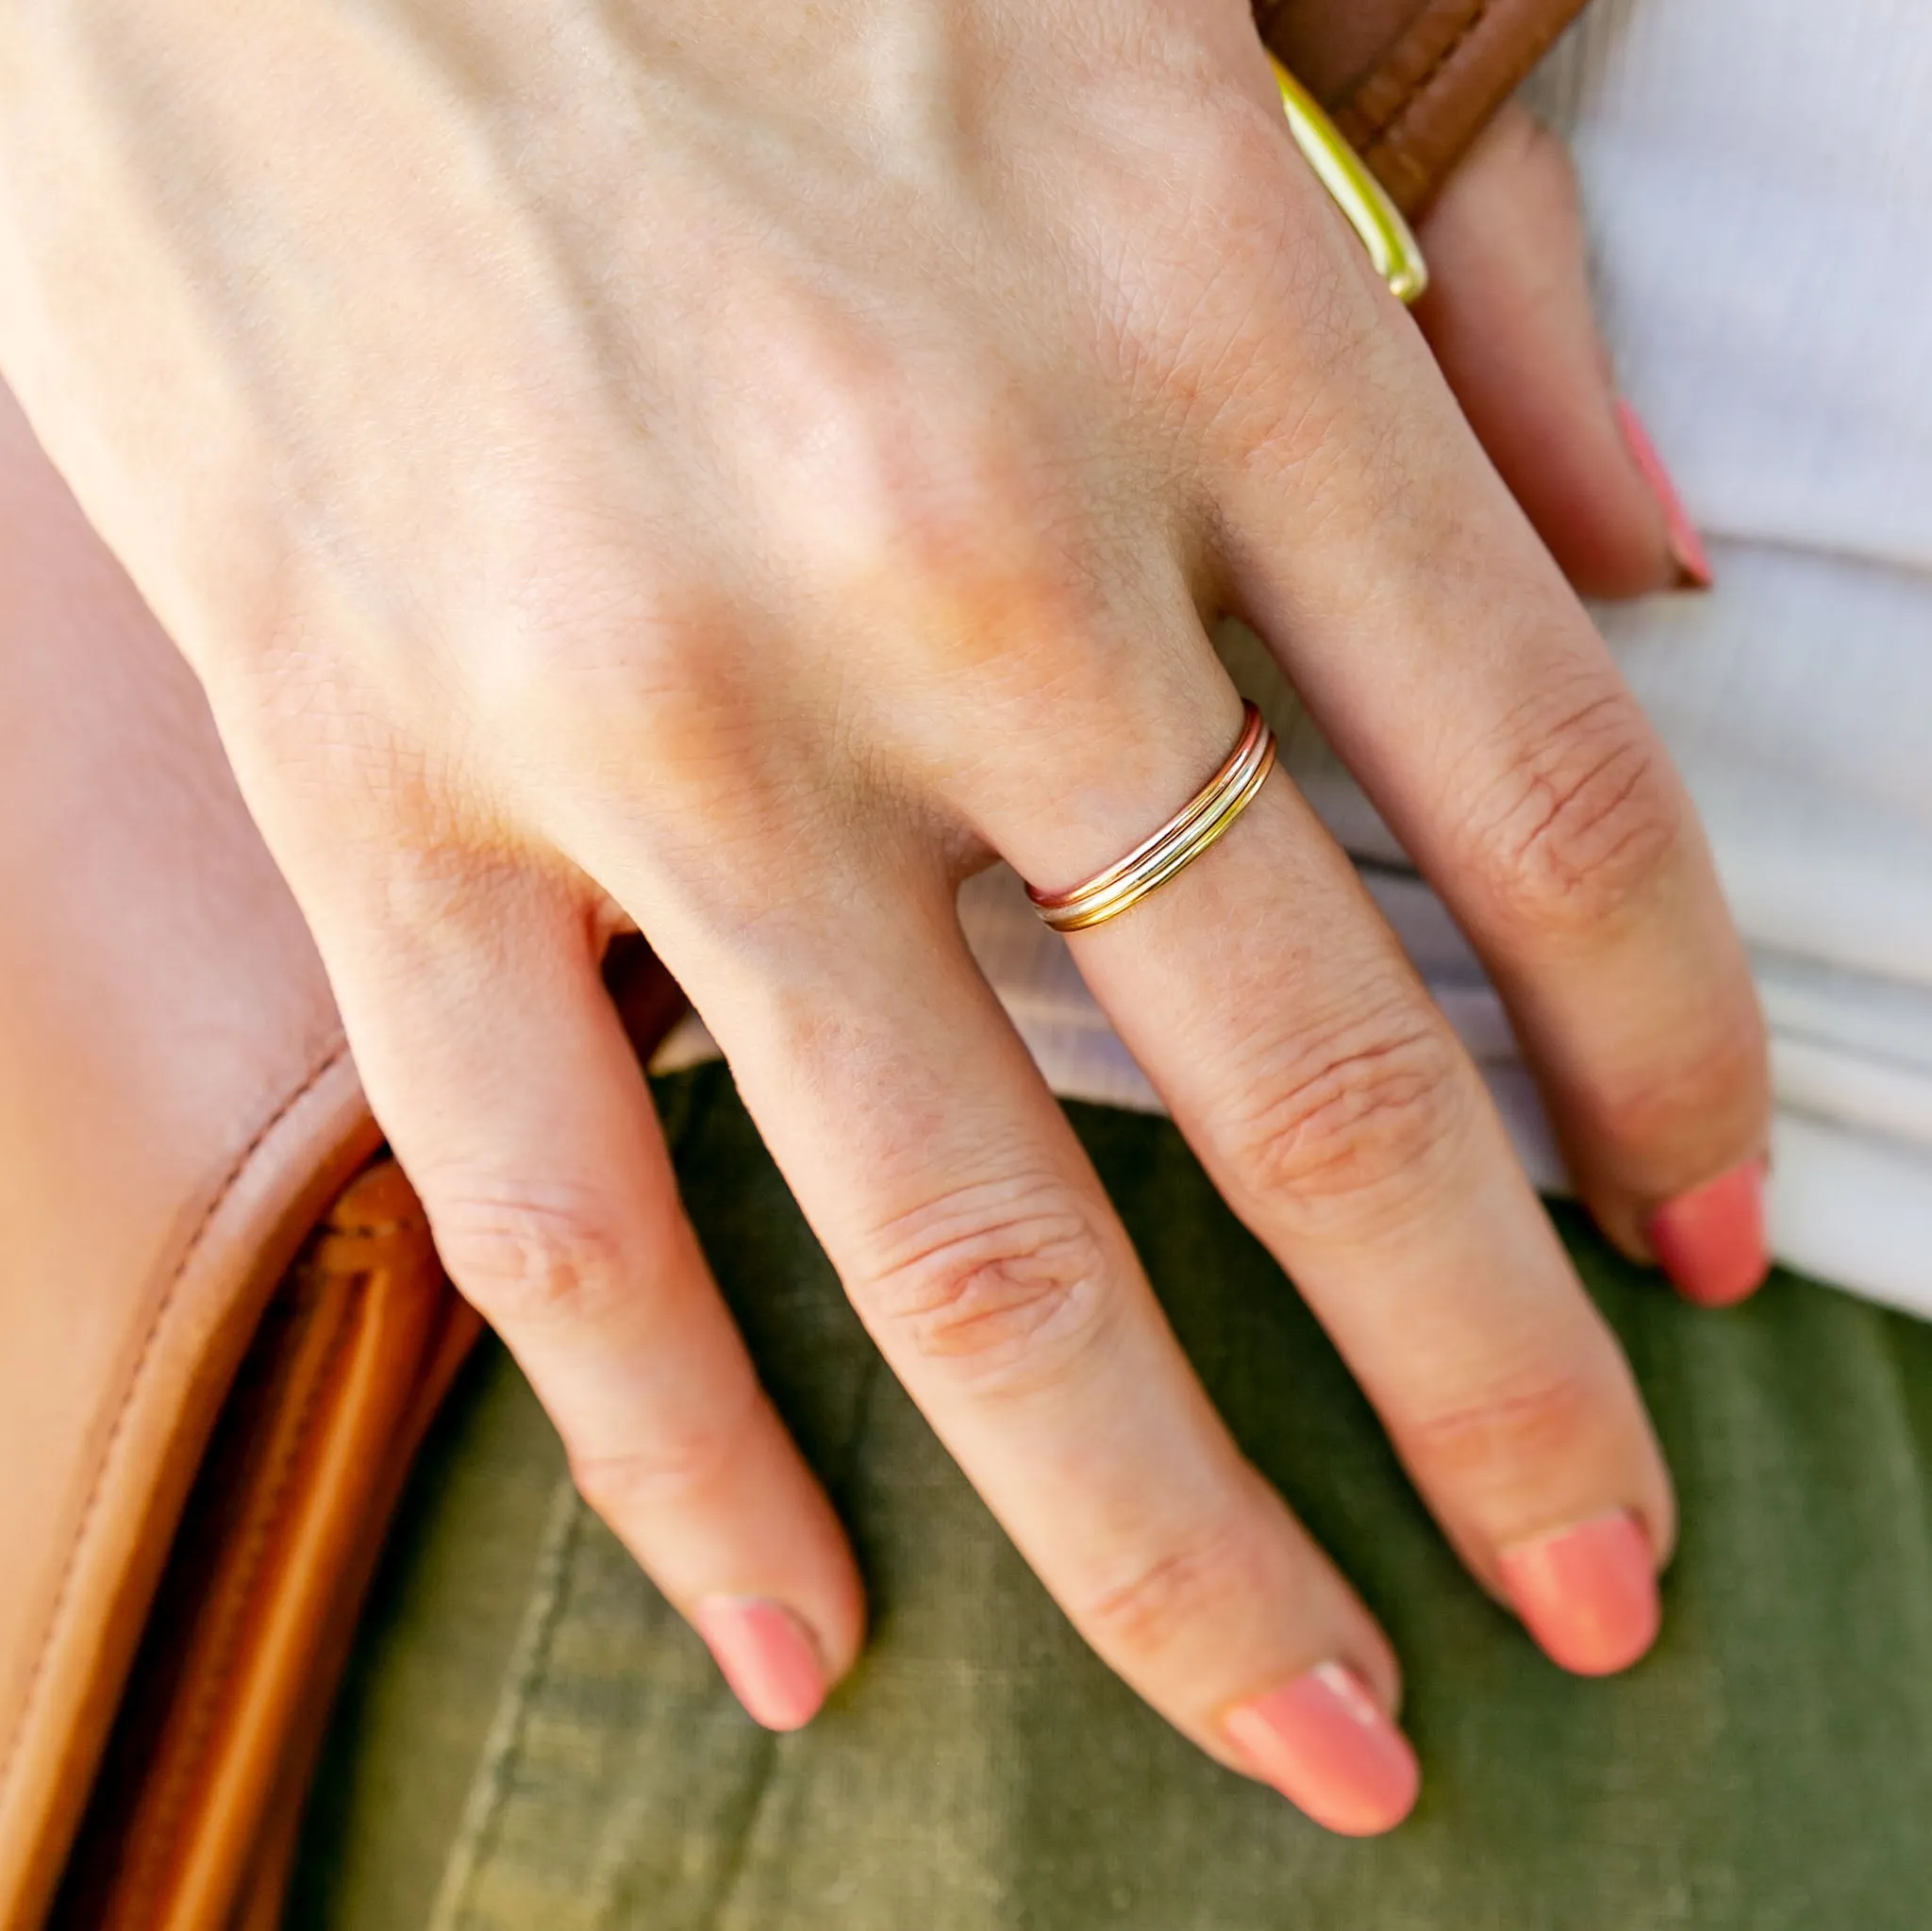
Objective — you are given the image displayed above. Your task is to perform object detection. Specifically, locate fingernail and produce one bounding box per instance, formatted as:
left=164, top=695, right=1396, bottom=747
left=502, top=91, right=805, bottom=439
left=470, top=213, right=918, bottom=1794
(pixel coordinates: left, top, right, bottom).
left=1498, top=1509, right=1659, bottom=1676
left=694, top=1596, right=828, bottom=1731
left=1616, top=398, right=1712, bottom=589
left=1645, top=1158, right=1769, bottom=1307
left=1222, top=1662, right=1420, bottom=1836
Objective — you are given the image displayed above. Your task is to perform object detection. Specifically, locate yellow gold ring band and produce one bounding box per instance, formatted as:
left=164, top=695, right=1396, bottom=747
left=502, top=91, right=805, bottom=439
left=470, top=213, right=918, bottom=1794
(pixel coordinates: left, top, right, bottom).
left=1026, top=703, right=1278, bottom=934
left=1270, top=57, right=1428, bottom=306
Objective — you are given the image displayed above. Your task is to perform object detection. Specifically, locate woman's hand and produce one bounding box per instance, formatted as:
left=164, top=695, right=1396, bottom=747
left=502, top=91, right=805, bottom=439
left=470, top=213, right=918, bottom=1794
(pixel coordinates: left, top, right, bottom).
left=0, top=0, right=1767, bottom=1834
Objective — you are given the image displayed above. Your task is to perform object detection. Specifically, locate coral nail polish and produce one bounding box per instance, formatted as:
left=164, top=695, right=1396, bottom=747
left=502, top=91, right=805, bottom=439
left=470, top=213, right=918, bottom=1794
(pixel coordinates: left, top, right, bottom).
left=1617, top=398, right=1713, bottom=589
left=695, top=1596, right=829, bottom=1731
left=1646, top=1159, right=1770, bottom=1307
left=1222, top=1663, right=1420, bottom=1837
left=1498, top=1510, right=1660, bottom=1676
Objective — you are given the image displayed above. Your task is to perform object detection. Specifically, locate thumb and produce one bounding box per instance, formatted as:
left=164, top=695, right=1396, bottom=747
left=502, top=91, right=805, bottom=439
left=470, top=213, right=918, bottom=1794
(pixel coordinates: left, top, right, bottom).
left=1413, top=104, right=1711, bottom=599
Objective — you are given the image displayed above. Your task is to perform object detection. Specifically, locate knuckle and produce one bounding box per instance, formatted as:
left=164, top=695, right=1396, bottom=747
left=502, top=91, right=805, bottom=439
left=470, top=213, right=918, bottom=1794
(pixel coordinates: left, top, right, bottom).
left=1514, top=114, right=1580, bottom=203
left=853, top=426, right=1080, bottom=645
left=1484, top=101, right=1579, bottom=205
left=568, top=1387, right=759, bottom=1525
left=757, top=337, right=1090, bottom=658
left=1225, top=992, right=1471, bottom=1231
left=358, top=846, right=549, bottom=948
left=430, top=1184, right=631, bottom=1329
left=853, top=1177, right=1116, bottom=1397
left=1395, top=1358, right=1620, bottom=1496
left=1590, top=995, right=1770, bottom=1157
left=1073, top=1507, right=1273, bottom=1665
left=467, top=558, right=729, bottom=763
left=1177, top=89, right=1302, bottom=223
left=1457, top=678, right=1684, bottom=936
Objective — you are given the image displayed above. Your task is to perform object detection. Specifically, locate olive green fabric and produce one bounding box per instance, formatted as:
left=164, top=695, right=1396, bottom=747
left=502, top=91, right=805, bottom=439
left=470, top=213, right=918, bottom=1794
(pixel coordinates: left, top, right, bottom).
left=290, top=1063, right=1932, bottom=1930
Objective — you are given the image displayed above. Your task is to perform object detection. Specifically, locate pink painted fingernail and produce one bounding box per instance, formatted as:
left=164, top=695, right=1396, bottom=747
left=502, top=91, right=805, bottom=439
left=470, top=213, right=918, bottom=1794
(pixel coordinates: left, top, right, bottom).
left=695, top=1596, right=828, bottom=1731
left=1645, top=1158, right=1769, bottom=1307
left=1498, top=1510, right=1659, bottom=1676
left=1222, top=1662, right=1420, bottom=1836
left=1617, top=398, right=1713, bottom=589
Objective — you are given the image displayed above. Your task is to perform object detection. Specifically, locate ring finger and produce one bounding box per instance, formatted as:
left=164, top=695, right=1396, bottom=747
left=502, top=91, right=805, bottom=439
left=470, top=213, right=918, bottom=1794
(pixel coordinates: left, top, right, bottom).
left=984, top=671, right=1674, bottom=1679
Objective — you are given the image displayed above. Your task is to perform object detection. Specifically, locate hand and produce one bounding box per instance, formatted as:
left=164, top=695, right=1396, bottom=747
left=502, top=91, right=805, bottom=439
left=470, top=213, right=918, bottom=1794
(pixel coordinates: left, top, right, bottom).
left=0, top=0, right=1766, bottom=1835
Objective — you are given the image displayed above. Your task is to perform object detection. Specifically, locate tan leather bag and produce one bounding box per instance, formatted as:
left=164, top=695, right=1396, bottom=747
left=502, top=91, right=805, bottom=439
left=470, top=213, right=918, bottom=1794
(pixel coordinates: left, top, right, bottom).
left=0, top=5, right=1585, bottom=1923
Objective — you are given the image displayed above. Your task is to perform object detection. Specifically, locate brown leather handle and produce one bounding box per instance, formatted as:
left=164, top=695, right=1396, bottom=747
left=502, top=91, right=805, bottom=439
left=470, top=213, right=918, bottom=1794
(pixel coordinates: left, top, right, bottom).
left=1256, top=0, right=1591, bottom=215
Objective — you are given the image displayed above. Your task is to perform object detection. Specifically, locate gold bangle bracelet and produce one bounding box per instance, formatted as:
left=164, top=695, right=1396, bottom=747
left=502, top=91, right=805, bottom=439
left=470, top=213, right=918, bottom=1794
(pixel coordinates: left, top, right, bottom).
left=1270, top=56, right=1429, bottom=306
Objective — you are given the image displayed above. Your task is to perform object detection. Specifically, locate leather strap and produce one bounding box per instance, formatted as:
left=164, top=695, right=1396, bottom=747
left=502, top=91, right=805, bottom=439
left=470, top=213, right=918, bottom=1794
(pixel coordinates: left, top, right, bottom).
left=1256, top=0, right=1591, bottom=214
left=52, top=1164, right=477, bottom=1931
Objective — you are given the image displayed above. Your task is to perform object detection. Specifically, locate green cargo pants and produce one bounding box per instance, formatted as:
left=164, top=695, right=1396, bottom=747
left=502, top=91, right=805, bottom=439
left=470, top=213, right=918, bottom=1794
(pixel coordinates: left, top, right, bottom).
left=290, top=1063, right=1932, bottom=1929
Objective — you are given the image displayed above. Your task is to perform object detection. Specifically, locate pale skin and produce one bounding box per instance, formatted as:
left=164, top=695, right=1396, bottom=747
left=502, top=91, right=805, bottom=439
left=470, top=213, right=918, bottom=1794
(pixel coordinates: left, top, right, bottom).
left=0, top=0, right=1768, bottom=1835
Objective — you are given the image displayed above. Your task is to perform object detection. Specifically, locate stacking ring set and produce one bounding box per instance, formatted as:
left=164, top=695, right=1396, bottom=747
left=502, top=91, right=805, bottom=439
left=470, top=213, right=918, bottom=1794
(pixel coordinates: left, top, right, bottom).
left=1023, top=61, right=1420, bottom=937
left=1026, top=705, right=1277, bottom=932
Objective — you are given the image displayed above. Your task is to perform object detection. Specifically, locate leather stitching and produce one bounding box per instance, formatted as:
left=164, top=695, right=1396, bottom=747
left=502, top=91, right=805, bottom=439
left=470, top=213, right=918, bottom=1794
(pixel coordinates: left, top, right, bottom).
left=0, top=1041, right=354, bottom=1817
left=1352, top=0, right=1496, bottom=147
left=1344, top=0, right=1522, bottom=207
left=1391, top=0, right=1491, bottom=131
left=1362, top=0, right=1496, bottom=205
left=110, top=1282, right=358, bottom=1926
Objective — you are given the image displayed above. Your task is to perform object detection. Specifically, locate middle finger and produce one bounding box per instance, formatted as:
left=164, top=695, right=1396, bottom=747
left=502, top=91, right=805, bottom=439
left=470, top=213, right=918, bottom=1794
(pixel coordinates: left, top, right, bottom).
left=615, top=846, right=1423, bottom=1835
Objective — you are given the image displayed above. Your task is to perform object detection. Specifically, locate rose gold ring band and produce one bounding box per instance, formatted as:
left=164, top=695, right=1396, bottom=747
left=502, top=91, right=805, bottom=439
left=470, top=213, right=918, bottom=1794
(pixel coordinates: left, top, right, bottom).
left=1025, top=702, right=1277, bottom=934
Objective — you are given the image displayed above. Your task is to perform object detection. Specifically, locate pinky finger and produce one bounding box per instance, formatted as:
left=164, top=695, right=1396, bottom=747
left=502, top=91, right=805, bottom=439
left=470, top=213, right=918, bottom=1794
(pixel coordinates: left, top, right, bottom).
left=1414, top=105, right=1710, bottom=599
left=312, top=869, right=865, bottom=1730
